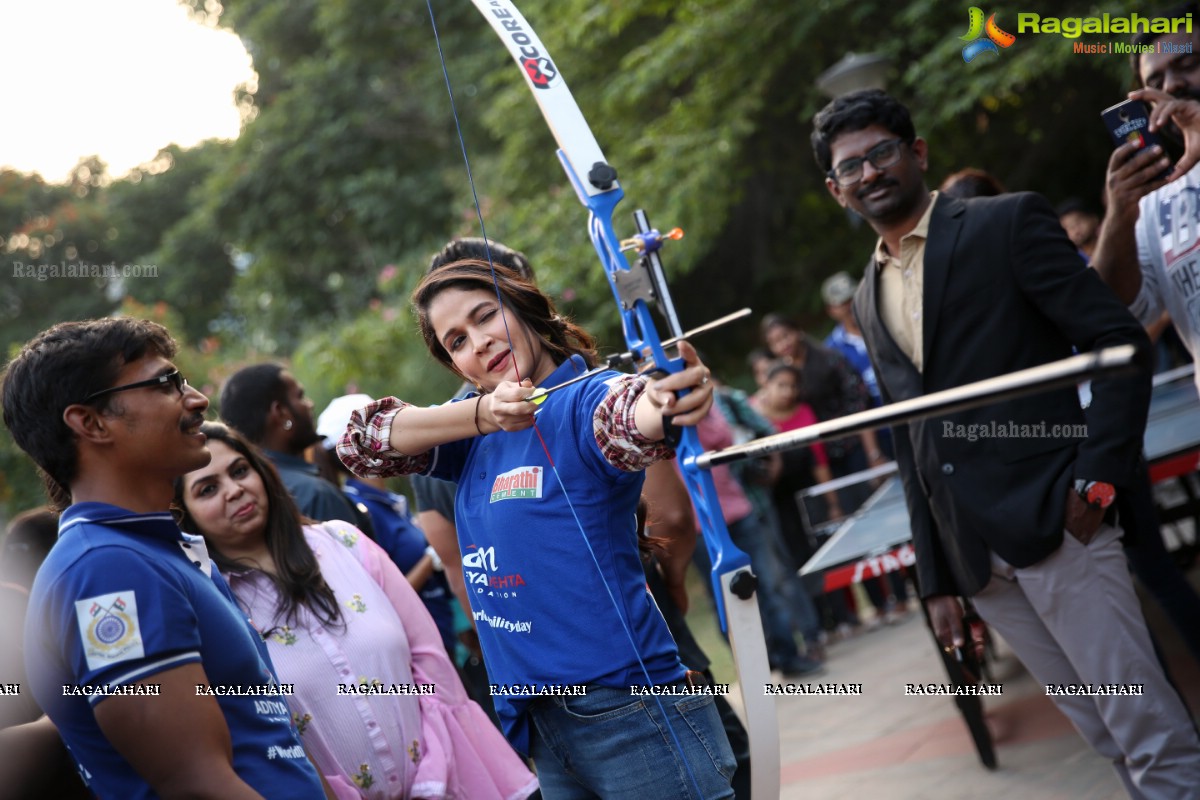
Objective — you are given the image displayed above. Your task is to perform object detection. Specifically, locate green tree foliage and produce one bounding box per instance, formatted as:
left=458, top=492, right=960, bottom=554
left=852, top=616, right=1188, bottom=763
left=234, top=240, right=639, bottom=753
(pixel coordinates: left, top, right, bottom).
left=106, top=141, right=239, bottom=342
left=178, top=0, right=477, bottom=353
left=290, top=266, right=462, bottom=412
left=174, top=0, right=1157, bottom=386
left=1, top=159, right=124, bottom=350
left=444, top=0, right=1148, bottom=371
left=0, top=145, right=241, bottom=515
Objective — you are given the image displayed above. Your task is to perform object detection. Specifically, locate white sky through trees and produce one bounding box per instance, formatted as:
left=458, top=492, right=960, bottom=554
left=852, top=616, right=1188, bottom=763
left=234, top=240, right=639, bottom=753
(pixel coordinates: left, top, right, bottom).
left=0, top=0, right=253, bottom=182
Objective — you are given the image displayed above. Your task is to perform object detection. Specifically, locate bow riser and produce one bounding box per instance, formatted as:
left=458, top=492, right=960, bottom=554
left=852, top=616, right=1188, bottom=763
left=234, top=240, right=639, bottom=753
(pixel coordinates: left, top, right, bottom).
left=570, top=142, right=782, bottom=800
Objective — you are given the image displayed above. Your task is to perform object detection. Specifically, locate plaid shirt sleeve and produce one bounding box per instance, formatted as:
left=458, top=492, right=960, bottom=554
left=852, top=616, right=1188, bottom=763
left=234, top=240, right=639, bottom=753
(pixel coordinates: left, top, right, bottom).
left=593, top=374, right=675, bottom=471
left=335, top=396, right=431, bottom=478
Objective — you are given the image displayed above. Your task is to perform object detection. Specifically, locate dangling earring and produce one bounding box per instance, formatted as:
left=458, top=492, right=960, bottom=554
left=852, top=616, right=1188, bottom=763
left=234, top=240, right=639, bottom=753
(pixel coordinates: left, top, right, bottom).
left=284, top=419, right=293, bottom=430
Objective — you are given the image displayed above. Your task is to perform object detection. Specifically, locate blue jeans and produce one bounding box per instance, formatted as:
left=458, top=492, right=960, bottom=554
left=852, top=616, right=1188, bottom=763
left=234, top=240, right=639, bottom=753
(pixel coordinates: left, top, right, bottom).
left=746, top=506, right=824, bottom=647
left=695, top=511, right=823, bottom=658
left=528, top=684, right=736, bottom=799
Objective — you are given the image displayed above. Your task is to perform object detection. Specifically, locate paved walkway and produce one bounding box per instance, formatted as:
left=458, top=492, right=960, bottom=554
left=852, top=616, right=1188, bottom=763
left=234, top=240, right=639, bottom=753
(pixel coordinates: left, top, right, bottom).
left=719, top=582, right=1200, bottom=799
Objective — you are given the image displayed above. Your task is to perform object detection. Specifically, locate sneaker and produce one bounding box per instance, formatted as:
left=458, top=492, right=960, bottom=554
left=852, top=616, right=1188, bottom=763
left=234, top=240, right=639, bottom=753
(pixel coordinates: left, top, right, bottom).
left=884, top=599, right=912, bottom=625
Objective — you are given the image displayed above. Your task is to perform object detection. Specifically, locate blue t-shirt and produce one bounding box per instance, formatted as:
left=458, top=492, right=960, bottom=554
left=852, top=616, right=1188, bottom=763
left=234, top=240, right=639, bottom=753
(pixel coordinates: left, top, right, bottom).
left=423, top=355, right=685, bottom=752
left=343, top=478, right=457, bottom=654
left=826, top=323, right=881, bottom=405
left=24, top=503, right=324, bottom=799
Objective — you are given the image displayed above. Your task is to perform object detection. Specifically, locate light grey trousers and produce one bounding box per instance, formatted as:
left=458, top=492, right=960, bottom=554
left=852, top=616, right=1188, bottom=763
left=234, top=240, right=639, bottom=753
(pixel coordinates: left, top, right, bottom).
left=971, top=523, right=1200, bottom=800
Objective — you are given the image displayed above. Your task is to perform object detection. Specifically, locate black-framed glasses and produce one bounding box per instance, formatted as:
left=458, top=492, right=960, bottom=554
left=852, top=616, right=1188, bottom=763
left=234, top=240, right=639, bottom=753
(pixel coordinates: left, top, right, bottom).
left=82, top=370, right=188, bottom=404
left=828, top=138, right=910, bottom=186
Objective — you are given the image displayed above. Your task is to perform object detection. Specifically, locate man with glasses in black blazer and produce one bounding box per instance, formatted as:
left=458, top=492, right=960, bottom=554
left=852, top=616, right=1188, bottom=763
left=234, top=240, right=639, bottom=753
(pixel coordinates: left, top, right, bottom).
left=812, top=89, right=1200, bottom=798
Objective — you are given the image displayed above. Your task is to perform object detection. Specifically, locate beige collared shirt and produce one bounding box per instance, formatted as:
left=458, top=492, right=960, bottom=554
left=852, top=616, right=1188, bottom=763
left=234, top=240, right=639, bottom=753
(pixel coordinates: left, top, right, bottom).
left=874, top=191, right=938, bottom=373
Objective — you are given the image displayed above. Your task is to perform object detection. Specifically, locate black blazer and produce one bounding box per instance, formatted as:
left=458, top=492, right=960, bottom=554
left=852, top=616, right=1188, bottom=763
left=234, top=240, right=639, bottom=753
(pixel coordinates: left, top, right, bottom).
left=852, top=192, right=1152, bottom=598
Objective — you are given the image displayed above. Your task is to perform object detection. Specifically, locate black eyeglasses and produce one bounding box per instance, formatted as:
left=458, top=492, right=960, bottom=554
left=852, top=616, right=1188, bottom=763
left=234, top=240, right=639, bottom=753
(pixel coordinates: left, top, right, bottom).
left=828, top=138, right=909, bottom=186
left=82, top=370, right=188, bottom=404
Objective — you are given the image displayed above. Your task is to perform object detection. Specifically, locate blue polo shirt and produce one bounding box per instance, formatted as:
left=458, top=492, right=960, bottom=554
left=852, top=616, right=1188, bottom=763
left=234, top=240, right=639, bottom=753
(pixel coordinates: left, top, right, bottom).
left=24, top=503, right=324, bottom=799
left=423, top=356, right=685, bottom=752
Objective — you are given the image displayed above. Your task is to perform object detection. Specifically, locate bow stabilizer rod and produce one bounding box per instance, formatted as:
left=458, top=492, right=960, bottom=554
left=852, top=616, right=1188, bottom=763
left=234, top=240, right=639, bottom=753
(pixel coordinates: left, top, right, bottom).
left=694, top=345, right=1140, bottom=469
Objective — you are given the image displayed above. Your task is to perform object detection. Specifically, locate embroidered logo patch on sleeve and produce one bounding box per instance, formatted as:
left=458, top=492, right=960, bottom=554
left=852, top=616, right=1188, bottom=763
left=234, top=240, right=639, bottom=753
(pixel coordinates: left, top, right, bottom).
left=75, top=591, right=144, bottom=671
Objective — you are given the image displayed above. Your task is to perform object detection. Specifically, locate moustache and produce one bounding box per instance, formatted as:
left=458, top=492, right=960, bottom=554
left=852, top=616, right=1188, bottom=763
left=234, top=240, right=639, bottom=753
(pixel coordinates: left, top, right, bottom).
left=856, top=178, right=898, bottom=200
left=181, top=414, right=206, bottom=432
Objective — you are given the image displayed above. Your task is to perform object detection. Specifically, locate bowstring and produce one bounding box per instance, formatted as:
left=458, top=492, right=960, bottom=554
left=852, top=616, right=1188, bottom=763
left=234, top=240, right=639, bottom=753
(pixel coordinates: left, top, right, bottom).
left=424, top=4, right=707, bottom=796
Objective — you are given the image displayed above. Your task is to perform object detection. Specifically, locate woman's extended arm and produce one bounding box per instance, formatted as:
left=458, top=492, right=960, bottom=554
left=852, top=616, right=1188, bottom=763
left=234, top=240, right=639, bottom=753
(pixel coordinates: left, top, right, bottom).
left=339, top=394, right=532, bottom=479
left=392, top=383, right=557, bottom=454
left=340, top=387, right=548, bottom=468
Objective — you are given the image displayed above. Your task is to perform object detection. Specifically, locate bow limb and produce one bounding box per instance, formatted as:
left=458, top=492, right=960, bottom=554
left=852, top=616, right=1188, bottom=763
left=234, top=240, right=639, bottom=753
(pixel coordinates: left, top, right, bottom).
left=468, top=2, right=779, bottom=797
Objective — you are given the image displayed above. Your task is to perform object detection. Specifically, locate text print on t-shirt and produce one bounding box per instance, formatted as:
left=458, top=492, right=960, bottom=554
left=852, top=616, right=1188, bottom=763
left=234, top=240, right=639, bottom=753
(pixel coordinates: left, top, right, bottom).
left=463, top=544, right=527, bottom=598
left=489, top=466, right=543, bottom=502
left=1155, top=185, right=1200, bottom=330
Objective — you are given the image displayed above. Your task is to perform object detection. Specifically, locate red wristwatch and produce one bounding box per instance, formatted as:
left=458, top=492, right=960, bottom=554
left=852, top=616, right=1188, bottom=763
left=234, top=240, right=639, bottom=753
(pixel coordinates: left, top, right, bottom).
left=1074, top=479, right=1115, bottom=509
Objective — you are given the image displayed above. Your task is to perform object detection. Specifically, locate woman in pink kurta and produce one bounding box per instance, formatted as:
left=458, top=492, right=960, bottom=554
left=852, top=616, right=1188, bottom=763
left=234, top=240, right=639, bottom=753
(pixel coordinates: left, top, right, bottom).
left=177, top=422, right=537, bottom=800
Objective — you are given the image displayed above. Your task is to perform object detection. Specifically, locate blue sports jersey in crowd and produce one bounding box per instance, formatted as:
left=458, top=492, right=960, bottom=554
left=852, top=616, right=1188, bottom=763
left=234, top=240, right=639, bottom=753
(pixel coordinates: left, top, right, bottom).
left=24, top=503, right=324, bottom=799
left=826, top=323, right=881, bottom=404
left=423, top=355, right=686, bottom=753
left=343, top=478, right=457, bottom=654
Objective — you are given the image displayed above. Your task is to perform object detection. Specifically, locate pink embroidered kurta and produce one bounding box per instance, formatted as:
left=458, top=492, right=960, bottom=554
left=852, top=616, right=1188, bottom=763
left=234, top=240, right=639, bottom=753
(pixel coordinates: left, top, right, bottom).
left=225, top=521, right=537, bottom=800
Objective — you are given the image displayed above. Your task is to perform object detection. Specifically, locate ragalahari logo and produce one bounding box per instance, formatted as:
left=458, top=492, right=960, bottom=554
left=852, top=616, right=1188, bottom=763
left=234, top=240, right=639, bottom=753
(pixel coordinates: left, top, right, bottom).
left=961, top=7, right=1016, bottom=62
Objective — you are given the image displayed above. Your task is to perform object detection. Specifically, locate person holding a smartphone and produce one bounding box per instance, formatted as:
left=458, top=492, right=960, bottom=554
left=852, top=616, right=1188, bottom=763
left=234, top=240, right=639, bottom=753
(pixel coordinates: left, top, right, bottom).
left=1093, top=17, right=1200, bottom=397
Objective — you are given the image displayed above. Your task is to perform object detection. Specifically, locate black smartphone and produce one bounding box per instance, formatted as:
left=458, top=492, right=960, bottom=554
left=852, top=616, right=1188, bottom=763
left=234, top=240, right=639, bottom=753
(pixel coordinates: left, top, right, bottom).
left=1102, top=98, right=1173, bottom=180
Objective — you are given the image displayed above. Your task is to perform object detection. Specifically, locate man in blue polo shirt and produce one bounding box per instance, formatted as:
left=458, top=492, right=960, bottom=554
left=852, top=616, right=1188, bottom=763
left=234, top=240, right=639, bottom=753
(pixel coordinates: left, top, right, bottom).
left=1, top=318, right=326, bottom=799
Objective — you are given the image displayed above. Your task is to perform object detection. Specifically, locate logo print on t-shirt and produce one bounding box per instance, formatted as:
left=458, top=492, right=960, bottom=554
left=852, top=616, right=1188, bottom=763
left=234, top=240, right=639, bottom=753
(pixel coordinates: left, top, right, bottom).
left=75, top=591, right=144, bottom=671
left=490, top=466, right=542, bottom=502
left=1157, top=186, right=1200, bottom=261
left=463, top=544, right=526, bottom=597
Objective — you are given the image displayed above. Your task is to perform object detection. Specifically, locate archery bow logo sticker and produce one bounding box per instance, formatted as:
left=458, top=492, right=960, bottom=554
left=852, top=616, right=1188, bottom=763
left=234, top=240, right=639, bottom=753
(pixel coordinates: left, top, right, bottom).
left=523, top=56, right=557, bottom=88
left=486, top=0, right=561, bottom=89
left=961, top=7, right=1016, bottom=62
